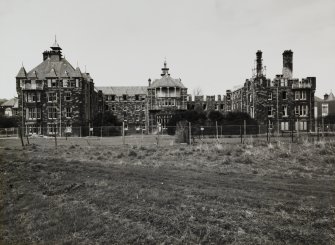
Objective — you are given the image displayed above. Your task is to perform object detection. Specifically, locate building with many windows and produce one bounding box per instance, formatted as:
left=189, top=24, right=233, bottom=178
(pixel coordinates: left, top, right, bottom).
left=16, top=39, right=102, bottom=136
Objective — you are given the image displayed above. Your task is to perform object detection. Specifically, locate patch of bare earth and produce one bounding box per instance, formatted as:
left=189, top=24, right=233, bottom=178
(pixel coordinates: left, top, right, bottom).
left=0, top=139, right=334, bottom=244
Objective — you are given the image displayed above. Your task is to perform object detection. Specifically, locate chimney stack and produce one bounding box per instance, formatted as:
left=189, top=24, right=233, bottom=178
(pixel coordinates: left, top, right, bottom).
left=256, top=50, right=263, bottom=77
left=148, top=78, right=151, bottom=87
left=282, top=50, right=293, bottom=79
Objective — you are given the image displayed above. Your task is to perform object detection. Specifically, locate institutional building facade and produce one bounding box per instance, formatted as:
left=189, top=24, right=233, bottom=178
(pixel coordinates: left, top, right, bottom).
left=16, top=40, right=103, bottom=136
left=14, top=40, right=317, bottom=135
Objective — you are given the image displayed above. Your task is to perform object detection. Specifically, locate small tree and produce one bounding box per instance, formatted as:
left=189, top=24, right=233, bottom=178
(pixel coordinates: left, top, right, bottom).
left=92, top=111, right=122, bottom=136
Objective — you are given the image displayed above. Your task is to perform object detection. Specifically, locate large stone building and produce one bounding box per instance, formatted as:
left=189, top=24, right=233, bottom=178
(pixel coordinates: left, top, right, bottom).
left=98, top=86, right=148, bottom=132
left=16, top=39, right=102, bottom=136
left=217, top=50, right=316, bottom=132
left=14, top=41, right=317, bottom=135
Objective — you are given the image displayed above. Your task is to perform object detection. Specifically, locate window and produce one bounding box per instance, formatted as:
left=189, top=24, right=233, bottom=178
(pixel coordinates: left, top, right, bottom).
left=295, top=105, right=308, bottom=116
left=111, top=105, right=116, bottom=111
left=295, top=121, right=307, bottom=131
left=135, top=95, right=139, bottom=101
left=268, top=120, right=273, bottom=129
left=63, top=79, right=68, bottom=87
left=282, top=91, right=287, bottom=100
left=249, top=94, right=252, bottom=103
left=142, top=104, right=145, bottom=111
left=250, top=106, right=254, bottom=118
left=300, top=91, right=306, bottom=100
left=48, top=93, right=57, bottom=102
left=282, top=105, right=288, bottom=117
left=295, top=91, right=300, bottom=100
left=268, top=92, right=272, bottom=100
left=215, top=104, right=219, bottom=110
left=123, top=95, right=127, bottom=101
left=48, top=124, right=57, bottom=135
left=111, top=95, right=115, bottom=101
left=48, top=107, right=57, bottom=119
left=220, top=104, right=224, bottom=110
left=301, top=105, right=308, bottom=116
left=65, top=92, right=71, bottom=101
left=203, top=104, right=207, bottom=110
left=51, top=80, right=57, bottom=88
left=280, top=79, right=287, bottom=87
left=268, top=106, right=273, bottom=117
left=281, top=122, right=289, bottom=131
left=27, top=108, right=36, bottom=119
left=36, top=108, right=41, bottom=119
left=322, top=103, right=329, bottom=117
left=65, top=108, right=72, bottom=118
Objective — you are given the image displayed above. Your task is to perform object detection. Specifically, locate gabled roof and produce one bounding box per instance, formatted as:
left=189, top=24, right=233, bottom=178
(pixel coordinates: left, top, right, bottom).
left=16, top=67, right=27, bottom=78
left=150, top=75, right=185, bottom=88
left=97, top=86, right=148, bottom=96
left=1, top=98, right=18, bottom=108
left=327, top=92, right=335, bottom=101
left=28, top=70, right=38, bottom=78
left=26, top=57, right=76, bottom=79
left=314, top=96, right=323, bottom=102
left=71, top=67, right=82, bottom=77
left=45, top=68, right=58, bottom=78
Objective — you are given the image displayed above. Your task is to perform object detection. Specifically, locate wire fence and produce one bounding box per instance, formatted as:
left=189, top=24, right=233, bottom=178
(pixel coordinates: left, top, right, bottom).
left=1, top=123, right=335, bottom=146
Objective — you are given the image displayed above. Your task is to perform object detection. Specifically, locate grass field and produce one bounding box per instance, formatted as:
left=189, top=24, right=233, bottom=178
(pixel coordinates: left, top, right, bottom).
left=0, top=138, right=334, bottom=244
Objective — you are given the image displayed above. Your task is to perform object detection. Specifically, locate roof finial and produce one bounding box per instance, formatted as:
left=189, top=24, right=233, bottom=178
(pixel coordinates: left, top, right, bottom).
left=55, top=34, right=57, bottom=43
left=21, top=61, right=24, bottom=68
left=164, top=57, right=167, bottom=68
left=77, top=61, right=79, bottom=68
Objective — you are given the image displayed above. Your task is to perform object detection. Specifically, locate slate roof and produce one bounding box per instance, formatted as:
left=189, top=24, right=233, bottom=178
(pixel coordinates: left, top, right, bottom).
left=97, top=86, right=148, bottom=96
left=1, top=98, right=18, bottom=108
left=26, top=57, right=78, bottom=79
left=150, top=75, right=185, bottom=88
left=16, top=67, right=27, bottom=78
left=327, top=92, right=335, bottom=101
left=314, top=96, right=323, bottom=102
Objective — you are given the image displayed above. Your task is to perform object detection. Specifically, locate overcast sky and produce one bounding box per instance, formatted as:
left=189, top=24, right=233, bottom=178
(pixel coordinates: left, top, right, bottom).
left=0, top=0, right=334, bottom=99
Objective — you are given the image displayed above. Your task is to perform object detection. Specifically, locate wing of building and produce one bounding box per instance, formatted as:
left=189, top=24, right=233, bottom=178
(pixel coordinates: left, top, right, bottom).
left=16, top=39, right=103, bottom=136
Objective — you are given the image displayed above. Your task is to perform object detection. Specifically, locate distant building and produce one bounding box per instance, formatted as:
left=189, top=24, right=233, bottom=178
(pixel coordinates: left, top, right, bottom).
left=227, top=50, right=316, bottom=132
left=315, top=92, right=335, bottom=118
left=0, top=98, right=19, bottom=117
left=98, top=86, right=148, bottom=132
left=16, top=39, right=102, bottom=136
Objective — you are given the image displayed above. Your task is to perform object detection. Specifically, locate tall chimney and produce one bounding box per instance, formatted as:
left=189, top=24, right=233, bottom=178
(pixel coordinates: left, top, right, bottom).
left=282, top=50, right=293, bottom=79
left=256, top=50, right=263, bottom=77
left=148, top=78, right=151, bottom=87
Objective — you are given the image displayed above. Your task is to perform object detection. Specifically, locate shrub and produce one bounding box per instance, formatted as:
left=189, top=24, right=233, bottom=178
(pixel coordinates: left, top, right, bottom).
left=128, top=150, right=137, bottom=157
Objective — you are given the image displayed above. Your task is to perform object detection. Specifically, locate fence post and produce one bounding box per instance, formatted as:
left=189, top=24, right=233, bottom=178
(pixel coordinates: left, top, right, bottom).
left=322, top=117, right=324, bottom=139
left=189, top=122, right=192, bottom=145
left=80, top=126, right=82, bottom=138
left=215, top=121, right=218, bottom=140
left=240, top=125, right=242, bottom=144
left=258, top=125, right=261, bottom=136
left=244, top=120, right=246, bottom=138
left=122, top=121, right=125, bottom=145
left=267, top=123, right=269, bottom=143
left=291, top=120, right=294, bottom=143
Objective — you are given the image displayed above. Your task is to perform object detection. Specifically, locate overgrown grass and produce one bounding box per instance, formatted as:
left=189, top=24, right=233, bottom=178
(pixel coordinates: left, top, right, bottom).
left=0, top=139, right=334, bottom=244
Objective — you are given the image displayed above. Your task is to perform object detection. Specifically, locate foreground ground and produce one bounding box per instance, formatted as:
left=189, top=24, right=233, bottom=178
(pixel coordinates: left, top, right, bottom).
left=0, top=138, right=335, bottom=244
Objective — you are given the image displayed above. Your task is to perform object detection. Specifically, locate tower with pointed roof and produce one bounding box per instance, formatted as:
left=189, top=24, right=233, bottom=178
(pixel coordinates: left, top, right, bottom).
left=147, top=61, right=188, bottom=129
left=16, top=38, right=103, bottom=136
